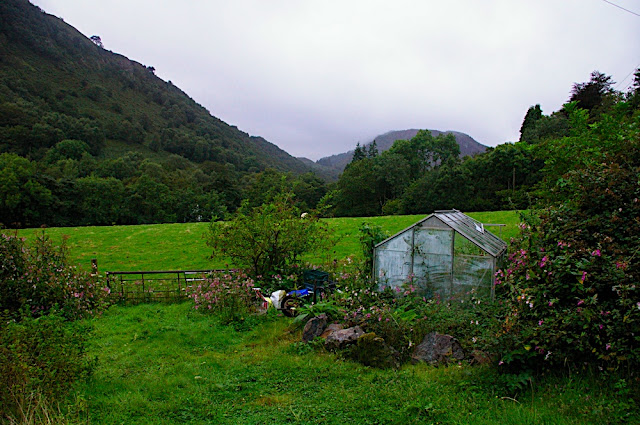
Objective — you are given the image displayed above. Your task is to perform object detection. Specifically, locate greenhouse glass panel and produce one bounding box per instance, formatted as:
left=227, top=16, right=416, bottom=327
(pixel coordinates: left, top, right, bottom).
left=413, top=228, right=453, bottom=296
left=374, top=232, right=412, bottom=290
left=452, top=255, right=493, bottom=298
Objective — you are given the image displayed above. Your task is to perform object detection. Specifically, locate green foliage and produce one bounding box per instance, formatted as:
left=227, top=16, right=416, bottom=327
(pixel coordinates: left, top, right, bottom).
left=0, top=153, right=52, bottom=227
left=519, top=104, right=543, bottom=143
left=0, top=313, right=92, bottom=422
left=331, top=71, right=639, bottom=218
left=295, top=299, right=342, bottom=322
left=568, top=70, right=616, bottom=117
left=206, top=195, right=330, bottom=285
left=44, top=139, right=90, bottom=163
left=496, top=110, right=640, bottom=371
left=0, top=231, right=109, bottom=320
left=358, top=222, right=388, bottom=280
left=243, top=169, right=327, bottom=211
left=335, top=282, right=504, bottom=364
left=0, top=0, right=321, bottom=228
left=187, top=271, right=257, bottom=324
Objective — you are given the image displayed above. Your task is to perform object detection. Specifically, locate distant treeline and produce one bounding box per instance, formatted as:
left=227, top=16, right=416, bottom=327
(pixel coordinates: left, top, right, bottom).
left=324, top=70, right=640, bottom=217
left=2, top=68, right=639, bottom=227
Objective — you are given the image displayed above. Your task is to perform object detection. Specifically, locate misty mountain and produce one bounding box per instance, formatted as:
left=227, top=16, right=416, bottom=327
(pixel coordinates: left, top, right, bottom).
left=315, top=129, right=487, bottom=174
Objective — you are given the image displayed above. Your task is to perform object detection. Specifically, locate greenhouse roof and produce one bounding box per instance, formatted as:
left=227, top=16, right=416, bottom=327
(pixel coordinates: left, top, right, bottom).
left=376, top=209, right=507, bottom=258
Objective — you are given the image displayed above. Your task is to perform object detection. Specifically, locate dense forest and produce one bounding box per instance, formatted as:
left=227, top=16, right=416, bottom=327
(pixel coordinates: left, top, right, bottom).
left=1, top=0, right=639, bottom=228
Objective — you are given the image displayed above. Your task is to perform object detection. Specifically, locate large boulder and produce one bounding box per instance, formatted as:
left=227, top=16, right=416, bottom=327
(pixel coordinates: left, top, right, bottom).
left=325, top=326, right=364, bottom=350
left=302, top=314, right=328, bottom=343
left=352, top=332, right=401, bottom=369
left=320, top=323, right=344, bottom=339
left=411, top=332, right=465, bottom=365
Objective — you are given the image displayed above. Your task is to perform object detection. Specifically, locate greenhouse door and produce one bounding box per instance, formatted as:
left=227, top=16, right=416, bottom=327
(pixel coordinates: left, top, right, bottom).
left=412, top=227, right=454, bottom=296
left=374, top=233, right=412, bottom=291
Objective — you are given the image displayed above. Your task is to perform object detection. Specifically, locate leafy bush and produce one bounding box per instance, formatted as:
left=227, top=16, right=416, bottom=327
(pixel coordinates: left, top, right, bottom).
left=0, top=313, right=93, bottom=422
left=187, top=271, right=257, bottom=324
left=496, top=127, right=640, bottom=371
left=335, top=282, right=504, bottom=362
left=358, top=221, right=388, bottom=281
left=0, top=232, right=109, bottom=320
left=205, top=195, right=330, bottom=289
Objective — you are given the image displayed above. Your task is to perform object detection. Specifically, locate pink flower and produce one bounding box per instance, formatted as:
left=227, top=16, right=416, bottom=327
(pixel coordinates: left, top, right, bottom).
left=538, top=320, right=543, bottom=326
left=581, top=271, right=587, bottom=283
left=606, top=343, right=611, bottom=350
left=577, top=299, right=584, bottom=306
left=591, top=249, right=601, bottom=257
left=539, top=256, right=548, bottom=267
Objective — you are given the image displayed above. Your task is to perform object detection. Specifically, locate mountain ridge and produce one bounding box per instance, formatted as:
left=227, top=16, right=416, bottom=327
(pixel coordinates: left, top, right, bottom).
left=0, top=0, right=310, bottom=175
left=313, top=129, right=487, bottom=174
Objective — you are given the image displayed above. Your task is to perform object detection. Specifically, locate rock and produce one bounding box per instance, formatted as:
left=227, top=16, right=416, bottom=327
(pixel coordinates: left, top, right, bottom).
left=325, top=325, right=364, bottom=350
left=302, top=314, right=328, bottom=343
left=411, top=332, right=465, bottom=365
left=320, top=323, right=344, bottom=339
left=353, top=332, right=401, bottom=369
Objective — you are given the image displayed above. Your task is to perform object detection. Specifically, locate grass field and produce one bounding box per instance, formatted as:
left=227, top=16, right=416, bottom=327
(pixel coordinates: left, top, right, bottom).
left=15, top=211, right=522, bottom=272
left=10, top=211, right=638, bottom=424
left=76, top=302, right=633, bottom=424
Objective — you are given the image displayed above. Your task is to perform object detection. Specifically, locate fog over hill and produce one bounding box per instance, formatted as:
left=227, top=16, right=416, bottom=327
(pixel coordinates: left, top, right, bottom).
left=308, top=129, right=487, bottom=176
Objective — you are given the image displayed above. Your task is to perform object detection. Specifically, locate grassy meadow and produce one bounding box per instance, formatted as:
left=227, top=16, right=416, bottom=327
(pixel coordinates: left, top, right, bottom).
left=75, top=302, right=631, bottom=425
left=8, top=210, right=638, bottom=424
left=16, top=211, right=522, bottom=272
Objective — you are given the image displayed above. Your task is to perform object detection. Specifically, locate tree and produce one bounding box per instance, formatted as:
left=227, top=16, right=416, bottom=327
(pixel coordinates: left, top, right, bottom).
left=367, top=140, right=379, bottom=158
left=75, top=176, right=127, bottom=225
left=89, top=35, right=103, bottom=48
left=0, top=153, right=52, bottom=227
left=333, top=158, right=379, bottom=216
left=44, top=139, right=90, bottom=163
left=519, top=104, right=543, bottom=143
left=425, top=133, right=460, bottom=167
left=350, top=143, right=366, bottom=164
left=568, top=70, right=615, bottom=114
left=388, top=136, right=429, bottom=181
left=243, top=168, right=292, bottom=208
left=205, top=195, right=329, bottom=283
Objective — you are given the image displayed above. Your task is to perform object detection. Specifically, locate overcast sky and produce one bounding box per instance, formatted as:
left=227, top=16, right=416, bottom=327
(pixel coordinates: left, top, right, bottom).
left=32, top=0, right=640, bottom=160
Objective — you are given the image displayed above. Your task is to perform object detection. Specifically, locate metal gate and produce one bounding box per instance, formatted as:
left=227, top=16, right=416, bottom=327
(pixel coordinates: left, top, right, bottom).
left=105, top=269, right=225, bottom=303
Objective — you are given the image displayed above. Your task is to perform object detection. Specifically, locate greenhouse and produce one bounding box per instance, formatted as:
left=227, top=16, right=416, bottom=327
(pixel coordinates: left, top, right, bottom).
left=373, top=210, right=507, bottom=299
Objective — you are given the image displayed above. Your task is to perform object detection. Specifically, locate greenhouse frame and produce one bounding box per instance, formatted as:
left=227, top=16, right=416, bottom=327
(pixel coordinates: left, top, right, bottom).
left=373, top=210, right=507, bottom=299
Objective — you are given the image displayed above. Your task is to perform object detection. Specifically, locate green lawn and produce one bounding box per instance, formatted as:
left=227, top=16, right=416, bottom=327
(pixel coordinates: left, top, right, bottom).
left=16, top=211, right=522, bottom=272
left=77, top=302, right=632, bottom=425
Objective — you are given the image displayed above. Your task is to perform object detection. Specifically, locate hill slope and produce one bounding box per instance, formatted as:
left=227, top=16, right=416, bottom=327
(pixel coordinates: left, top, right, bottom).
left=0, top=0, right=308, bottom=174
left=316, top=129, right=487, bottom=173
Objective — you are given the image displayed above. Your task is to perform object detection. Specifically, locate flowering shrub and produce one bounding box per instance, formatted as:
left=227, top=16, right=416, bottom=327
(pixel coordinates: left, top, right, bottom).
left=0, top=231, right=109, bottom=320
left=496, top=141, right=640, bottom=370
left=188, top=271, right=257, bottom=323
